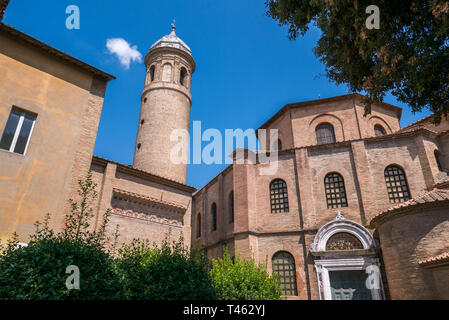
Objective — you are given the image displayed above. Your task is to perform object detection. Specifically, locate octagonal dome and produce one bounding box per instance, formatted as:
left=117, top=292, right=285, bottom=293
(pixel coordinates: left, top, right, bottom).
left=150, top=26, right=192, bottom=55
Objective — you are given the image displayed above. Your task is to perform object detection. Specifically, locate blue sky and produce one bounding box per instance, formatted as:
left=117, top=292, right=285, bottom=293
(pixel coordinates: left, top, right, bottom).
left=4, top=0, right=431, bottom=189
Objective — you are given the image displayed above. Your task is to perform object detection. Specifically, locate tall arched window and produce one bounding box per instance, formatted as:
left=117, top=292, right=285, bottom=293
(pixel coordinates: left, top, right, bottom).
left=180, top=67, right=187, bottom=86
left=384, top=165, right=411, bottom=203
left=270, top=179, right=289, bottom=213
left=196, top=213, right=201, bottom=239
left=324, top=173, right=348, bottom=209
left=435, top=150, right=443, bottom=171
left=374, top=125, right=386, bottom=137
left=272, top=251, right=298, bottom=296
left=211, top=203, right=217, bottom=232
left=316, top=123, right=336, bottom=145
left=229, top=191, right=234, bottom=223
left=162, top=64, right=172, bottom=82
left=149, top=65, right=155, bottom=82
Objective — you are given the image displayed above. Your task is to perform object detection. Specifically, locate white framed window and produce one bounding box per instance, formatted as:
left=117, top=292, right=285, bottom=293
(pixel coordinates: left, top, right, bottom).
left=0, top=107, right=37, bottom=155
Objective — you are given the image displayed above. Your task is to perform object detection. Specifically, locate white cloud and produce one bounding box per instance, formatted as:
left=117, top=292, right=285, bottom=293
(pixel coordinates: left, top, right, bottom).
left=106, top=38, right=142, bottom=69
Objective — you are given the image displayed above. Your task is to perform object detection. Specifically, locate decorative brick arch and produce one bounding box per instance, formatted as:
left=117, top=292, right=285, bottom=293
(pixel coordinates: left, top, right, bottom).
left=368, top=115, right=393, bottom=135
left=309, top=114, right=345, bottom=143
left=310, top=212, right=376, bottom=252
left=310, top=212, right=385, bottom=300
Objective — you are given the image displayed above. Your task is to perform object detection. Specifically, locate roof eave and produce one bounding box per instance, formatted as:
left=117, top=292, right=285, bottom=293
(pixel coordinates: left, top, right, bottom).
left=0, top=23, right=115, bottom=82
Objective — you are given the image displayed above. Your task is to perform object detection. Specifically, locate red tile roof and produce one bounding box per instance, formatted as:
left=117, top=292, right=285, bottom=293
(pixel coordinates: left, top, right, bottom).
left=398, top=115, right=434, bottom=133
left=91, top=155, right=196, bottom=193
left=258, top=93, right=402, bottom=131
left=370, top=188, right=449, bottom=228
left=419, top=252, right=449, bottom=268
left=434, top=176, right=449, bottom=189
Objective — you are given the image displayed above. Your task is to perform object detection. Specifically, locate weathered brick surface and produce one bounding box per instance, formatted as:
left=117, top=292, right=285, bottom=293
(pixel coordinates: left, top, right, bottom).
left=192, top=96, right=449, bottom=300
left=90, top=160, right=193, bottom=249
left=377, top=207, right=449, bottom=299
left=432, top=267, right=449, bottom=299
left=133, top=47, right=195, bottom=185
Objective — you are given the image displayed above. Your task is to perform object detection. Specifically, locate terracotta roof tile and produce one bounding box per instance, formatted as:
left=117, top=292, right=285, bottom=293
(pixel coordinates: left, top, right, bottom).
left=91, top=155, right=196, bottom=193
left=258, top=93, right=402, bottom=131
left=398, top=115, right=433, bottom=132
left=419, top=252, right=449, bottom=267
left=434, top=176, right=449, bottom=188
left=370, top=188, right=449, bottom=227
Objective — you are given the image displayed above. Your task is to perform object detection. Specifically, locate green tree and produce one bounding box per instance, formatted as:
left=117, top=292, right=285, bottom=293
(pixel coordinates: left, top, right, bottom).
left=0, top=172, right=123, bottom=300
left=116, top=237, right=217, bottom=300
left=266, top=0, right=449, bottom=122
left=209, top=248, right=283, bottom=300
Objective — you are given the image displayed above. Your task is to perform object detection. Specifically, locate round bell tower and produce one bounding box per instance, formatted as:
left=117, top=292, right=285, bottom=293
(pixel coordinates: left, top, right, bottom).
left=133, top=25, right=195, bottom=184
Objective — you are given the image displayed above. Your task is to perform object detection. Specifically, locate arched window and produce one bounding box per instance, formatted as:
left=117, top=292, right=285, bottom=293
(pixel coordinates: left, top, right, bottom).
left=326, top=232, right=364, bottom=251
left=196, top=213, right=201, bottom=239
left=211, top=203, right=217, bottom=232
left=229, top=191, right=234, bottom=224
left=324, top=173, right=348, bottom=209
left=435, top=150, right=443, bottom=171
left=384, top=165, right=411, bottom=203
left=150, top=65, right=155, bottom=82
left=180, top=67, right=187, bottom=86
left=270, top=179, right=289, bottom=213
left=374, top=125, right=386, bottom=137
left=272, top=252, right=298, bottom=296
left=162, top=64, right=172, bottom=82
left=316, top=123, right=336, bottom=145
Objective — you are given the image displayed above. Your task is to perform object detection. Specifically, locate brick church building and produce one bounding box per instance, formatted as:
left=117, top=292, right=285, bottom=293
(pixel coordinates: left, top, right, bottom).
left=0, top=4, right=448, bottom=300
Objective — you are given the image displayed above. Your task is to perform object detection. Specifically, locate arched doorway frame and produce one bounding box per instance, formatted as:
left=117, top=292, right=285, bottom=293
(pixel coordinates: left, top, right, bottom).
left=310, top=212, right=385, bottom=300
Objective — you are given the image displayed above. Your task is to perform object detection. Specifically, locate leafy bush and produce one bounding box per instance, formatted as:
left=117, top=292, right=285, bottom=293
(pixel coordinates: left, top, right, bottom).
left=210, top=248, right=283, bottom=300
left=0, top=234, right=122, bottom=300
left=116, top=238, right=217, bottom=300
left=0, top=172, right=123, bottom=300
left=0, top=172, right=283, bottom=300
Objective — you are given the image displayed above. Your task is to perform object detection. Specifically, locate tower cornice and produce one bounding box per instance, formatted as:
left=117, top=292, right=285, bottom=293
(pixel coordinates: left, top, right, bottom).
left=141, top=82, right=192, bottom=105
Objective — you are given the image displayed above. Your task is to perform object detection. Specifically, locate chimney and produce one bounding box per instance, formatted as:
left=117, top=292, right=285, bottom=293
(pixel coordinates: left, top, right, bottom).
left=0, top=0, right=11, bottom=22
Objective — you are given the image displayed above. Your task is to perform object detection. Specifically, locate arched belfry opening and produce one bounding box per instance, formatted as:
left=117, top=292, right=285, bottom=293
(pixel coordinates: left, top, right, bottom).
left=180, top=67, right=188, bottom=87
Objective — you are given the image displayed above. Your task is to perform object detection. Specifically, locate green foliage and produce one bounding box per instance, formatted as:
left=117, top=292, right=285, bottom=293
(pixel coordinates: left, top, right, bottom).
left=0, top=172, right=284, bottom=300
left=0, top=236, right=122, bottom=300
left=63, top=171, right=114, bottom=250
left=209, top=248, right=283, bottom=300
left=266, top=0, right=449, bottom=122
left=0, top=172, right=123, bottom=300
left=116, top=237, right=217, bottom=300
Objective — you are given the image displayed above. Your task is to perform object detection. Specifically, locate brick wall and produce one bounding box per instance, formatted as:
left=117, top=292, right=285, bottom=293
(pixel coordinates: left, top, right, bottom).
left=377, top=207, right=449, bottom=299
